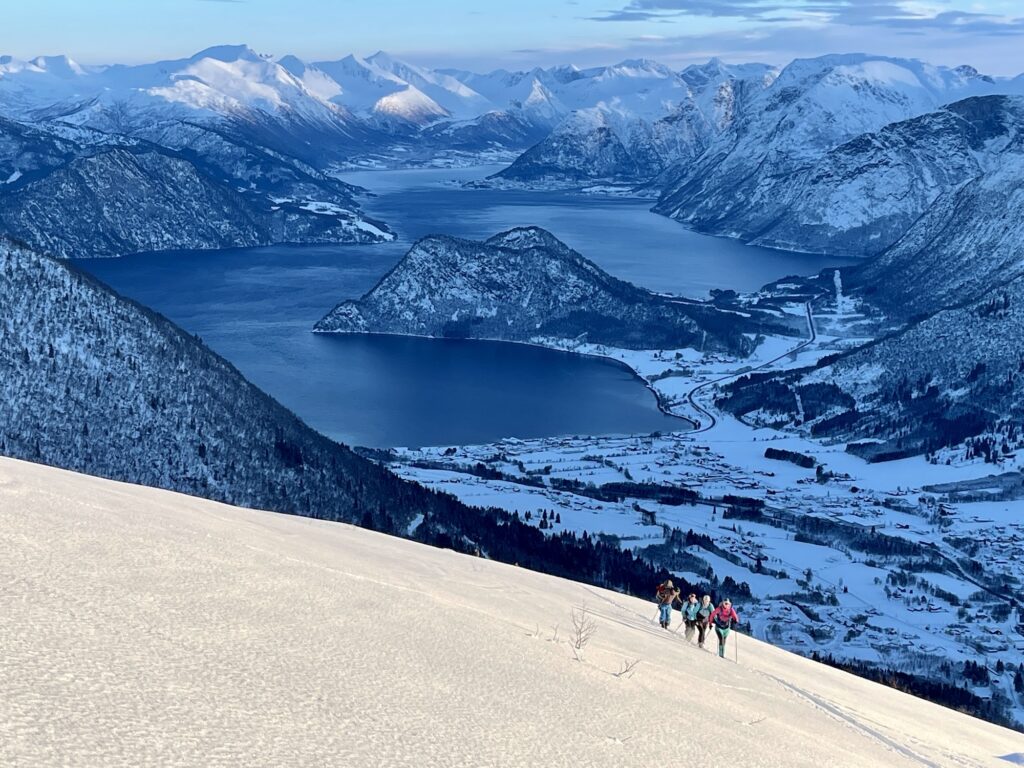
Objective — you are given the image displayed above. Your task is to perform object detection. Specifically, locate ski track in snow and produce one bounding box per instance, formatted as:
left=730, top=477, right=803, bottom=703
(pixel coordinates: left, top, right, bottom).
left=585, top=582, right=977, bottom=768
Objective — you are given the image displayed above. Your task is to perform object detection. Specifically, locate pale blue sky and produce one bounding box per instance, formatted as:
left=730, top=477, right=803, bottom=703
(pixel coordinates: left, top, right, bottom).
left=4, top=0, right=1024, bottom=74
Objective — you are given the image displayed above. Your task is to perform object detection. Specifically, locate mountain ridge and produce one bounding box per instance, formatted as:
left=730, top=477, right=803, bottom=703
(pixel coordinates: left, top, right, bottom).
left=314, top=226, right=793, bottom=355
left=0, top=236, right=438, bottom=529
left=655, top=53, right=1022, bottom=244
left=0, top=117, right=391, bottom=257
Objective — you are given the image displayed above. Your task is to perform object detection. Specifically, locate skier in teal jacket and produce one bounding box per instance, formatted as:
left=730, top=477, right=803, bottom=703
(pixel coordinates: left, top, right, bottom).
left=681, top=593, right=700, bottom=642
left=694, top=594, right=714, bottom=648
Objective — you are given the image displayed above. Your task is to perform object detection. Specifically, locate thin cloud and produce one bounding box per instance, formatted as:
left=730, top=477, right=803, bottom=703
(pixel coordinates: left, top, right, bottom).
left=589, top=10, right=679, bottom=21
left=589, top=0, right=1024, bottom=34
left=875, top=10, right=1024, bottom=34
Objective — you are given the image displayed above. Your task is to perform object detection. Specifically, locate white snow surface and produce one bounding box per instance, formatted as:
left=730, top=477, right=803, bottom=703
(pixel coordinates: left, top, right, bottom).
left=2, top=456, right=1022, bottom=767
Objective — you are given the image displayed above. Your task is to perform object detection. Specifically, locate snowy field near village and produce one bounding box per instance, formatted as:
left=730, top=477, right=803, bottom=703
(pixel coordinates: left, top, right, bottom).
left=2, top=456, right=1023, bottom=768
left=390, top=294, right=1024, bottom=726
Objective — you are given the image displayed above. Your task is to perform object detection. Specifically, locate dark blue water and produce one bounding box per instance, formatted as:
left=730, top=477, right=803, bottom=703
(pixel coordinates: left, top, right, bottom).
left=79, top=243, right=683, bottom=447
left=78, top=166, right=853, bottom=447
left=339, top=166, right=858, bottom=297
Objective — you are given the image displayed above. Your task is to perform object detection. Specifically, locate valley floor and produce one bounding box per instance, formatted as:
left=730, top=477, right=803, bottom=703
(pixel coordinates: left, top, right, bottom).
left=2, top=457, right=1022, bottom=767
left=389, top=299, right=1024, bottom=728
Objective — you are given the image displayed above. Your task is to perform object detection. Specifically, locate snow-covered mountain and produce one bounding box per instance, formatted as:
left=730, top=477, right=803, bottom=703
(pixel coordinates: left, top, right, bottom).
left=315, top=226, right=789, bottom=354
left=718, top=93, right=1024, bottom=459
left=717, top=97, right=1024, bottom=458
left=5, top=456, right=1023, bottom=766
left=655, top=54, right=1018, bottom=245
left=490, top=59, right=776, bottom=184
left=441, top=65, right=569, bottom=127
left=0, top=118, right=391, bottom=258
left=729, top=96, right=995, bottom=257
left=0, top=45, right=376, bottom=166
left=680, top=58, right=778, bottom=131
left=290, top=54, right=451, bottom=128
left=700, top=94, right=1024, bottom=260
left=0, top=237, right=447, bottom=528
left=494, top=109, right=655, bottom=182
left=364, top=51, right=493, bottom=120
left=844, top=96, right=1024, bottom=313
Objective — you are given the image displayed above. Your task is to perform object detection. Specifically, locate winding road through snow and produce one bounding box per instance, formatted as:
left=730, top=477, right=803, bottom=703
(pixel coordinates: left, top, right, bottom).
left=685, top=301, right=817, bottom=434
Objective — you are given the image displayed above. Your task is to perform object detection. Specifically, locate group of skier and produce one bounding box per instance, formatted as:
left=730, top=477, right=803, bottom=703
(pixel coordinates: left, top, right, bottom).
left=655, top=580, right=741, bottom=659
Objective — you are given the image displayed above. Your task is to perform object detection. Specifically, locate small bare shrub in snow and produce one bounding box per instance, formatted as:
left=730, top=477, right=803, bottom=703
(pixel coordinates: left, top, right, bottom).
left=570, top=607, right=597, bottom=661
left=613, top=658, right=640, bottom=679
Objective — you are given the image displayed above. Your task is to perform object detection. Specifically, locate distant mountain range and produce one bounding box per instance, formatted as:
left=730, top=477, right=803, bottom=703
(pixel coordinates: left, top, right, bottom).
left=0, top=46, right=781, bottom=168
left=4, top=46, right=1023, bottom=258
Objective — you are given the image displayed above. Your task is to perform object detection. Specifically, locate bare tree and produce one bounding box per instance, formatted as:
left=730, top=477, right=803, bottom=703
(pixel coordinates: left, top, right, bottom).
left=549, top=623, right=561, bottom=644
left=570, top=607, right=597, bottom=661
left=613, top=658, right=640, bottom=679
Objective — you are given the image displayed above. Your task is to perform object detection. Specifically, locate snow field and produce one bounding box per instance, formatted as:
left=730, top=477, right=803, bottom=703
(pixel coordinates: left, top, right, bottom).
left=4, top=456, right=1024, bottom=766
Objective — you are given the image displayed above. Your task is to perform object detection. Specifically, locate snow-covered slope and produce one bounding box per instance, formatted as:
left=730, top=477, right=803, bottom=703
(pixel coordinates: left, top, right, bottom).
left=365, top=51, right=492, bottom=120
left=300, top=54, right=451, bottom=127
left=0, top=46, right=373, bottom=165
left=3, top=456, right=1022, bottom=767
left=845, top=96, right=1024, bottom=312
left=491, top=58, right=775, bottom=184
left=0, top=238, right=439, bottom=529
left=314, top=226, right=785, bottom=354
left=0, top=119, right=391, bottom=257
left=656, top=54, right=1015, bottom=244
left=737, top=95, right=1001, bottom=257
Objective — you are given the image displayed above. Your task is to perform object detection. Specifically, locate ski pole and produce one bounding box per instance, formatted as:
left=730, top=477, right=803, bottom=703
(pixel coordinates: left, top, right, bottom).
left=734, top=629, right=739, bottom=664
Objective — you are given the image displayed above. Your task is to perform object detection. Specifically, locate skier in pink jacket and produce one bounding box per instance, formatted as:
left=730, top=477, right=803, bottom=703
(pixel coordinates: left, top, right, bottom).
left=709, top=599, right=740, bottom=658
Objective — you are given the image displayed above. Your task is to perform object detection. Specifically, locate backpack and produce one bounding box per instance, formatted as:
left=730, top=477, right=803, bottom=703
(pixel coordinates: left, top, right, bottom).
left=714, top=608, right=735, bottom=629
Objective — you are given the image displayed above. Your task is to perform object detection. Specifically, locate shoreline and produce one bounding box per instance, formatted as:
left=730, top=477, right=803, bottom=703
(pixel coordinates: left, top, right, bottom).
left=312, top=327, right=699, bottom=436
